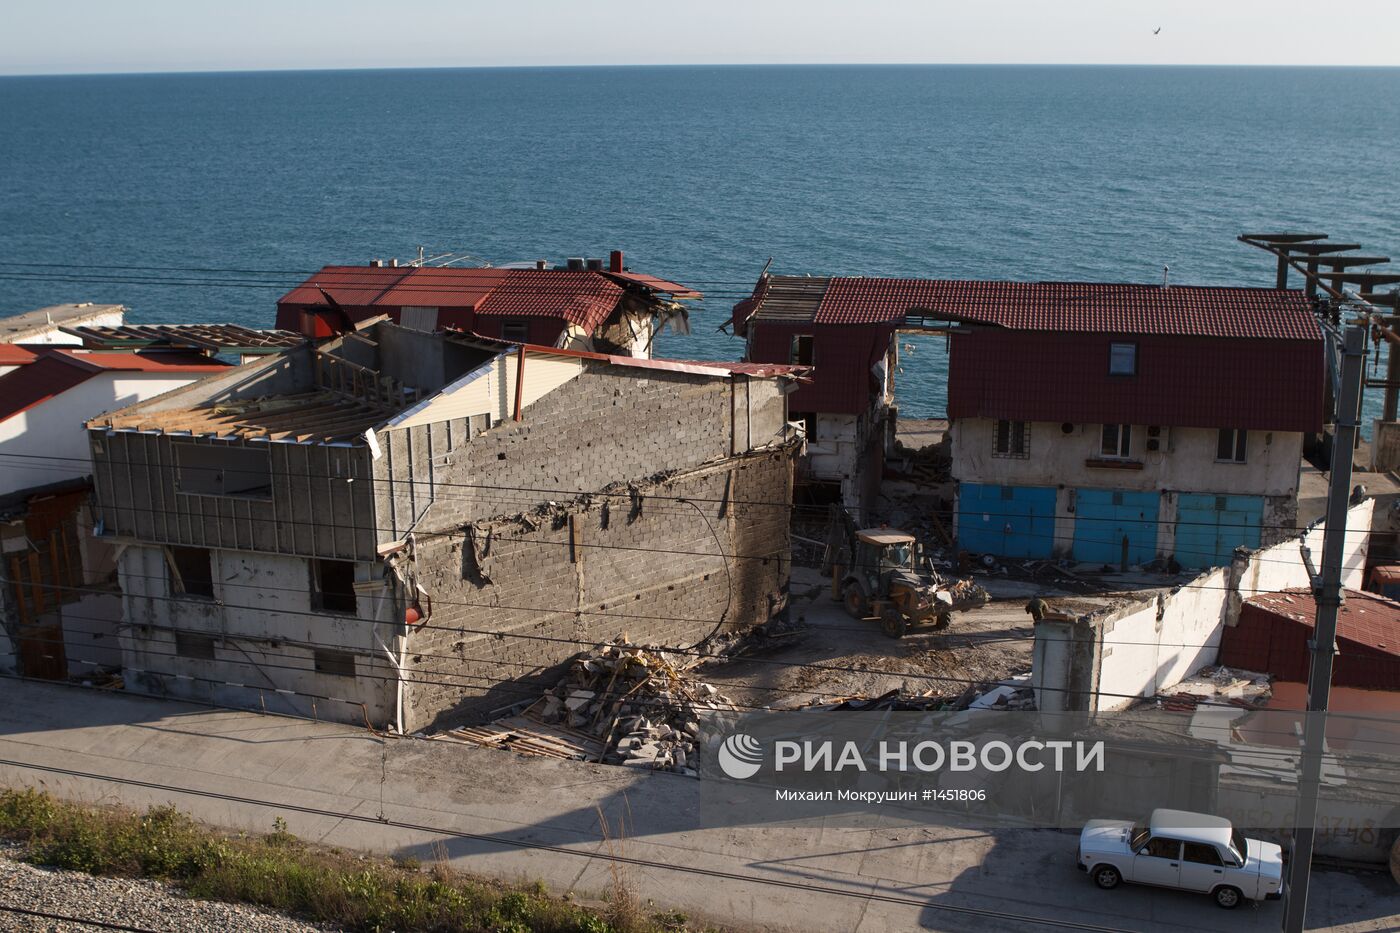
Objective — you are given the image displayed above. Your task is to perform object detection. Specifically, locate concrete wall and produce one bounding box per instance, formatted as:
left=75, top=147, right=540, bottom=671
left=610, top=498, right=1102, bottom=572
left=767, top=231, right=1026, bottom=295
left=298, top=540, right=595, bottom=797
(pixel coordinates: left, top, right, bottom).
left=397, top=364, right=789, bottom=536
left=1034, top=499, right=1373, bottom=713
left=399, top=449, right=793, bottom=730
left=1229, top=498, right=1371, bottom=602
left=951, top=419, right=1303, bottom=497
left=116, top=544, right=400, bottom=725
left=0, top=372, right=205, bottom=496
left=92, top=432, right=380, bottom=561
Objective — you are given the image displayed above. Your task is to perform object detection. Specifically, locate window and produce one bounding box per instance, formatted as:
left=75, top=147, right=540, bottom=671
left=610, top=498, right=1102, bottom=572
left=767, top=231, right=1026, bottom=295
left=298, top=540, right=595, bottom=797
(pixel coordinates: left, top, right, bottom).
left=993, top=420, right=1029, bottom=458
left=1109, top=342, right=1137, bottom=375
left=500, top=320, right=529, bottom=343
left=1183, top=842, right=1223, bottom=866
left=1144, top=837, right=1181, bottom=859
left=175, top=443, right=272, bottom=499
left=313, top=648, right=356, bottom=678
left=1217, top=428, right=1248, bottom=463
left=312, top=559, right=358, bottom=614
left=1101, top=424, right=1132, bottom=459
left=168, top=547, right=215, bottom=599
left=789, top=334, right=814, bottom=366
left=174, top=630, right=216, bottom=660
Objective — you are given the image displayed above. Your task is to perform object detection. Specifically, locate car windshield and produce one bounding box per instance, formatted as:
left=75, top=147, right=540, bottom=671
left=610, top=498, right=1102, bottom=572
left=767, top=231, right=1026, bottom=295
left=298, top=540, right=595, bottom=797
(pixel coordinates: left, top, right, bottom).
left=1229, top=830, right=1248, bottom=865
left=1129, top=820, right=1150, bottom=851
left=882, top=544, right=911, bottom=569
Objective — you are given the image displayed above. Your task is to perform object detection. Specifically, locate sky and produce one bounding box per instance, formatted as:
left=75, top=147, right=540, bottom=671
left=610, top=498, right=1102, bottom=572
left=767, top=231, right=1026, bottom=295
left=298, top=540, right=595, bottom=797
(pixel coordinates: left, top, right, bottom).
left=1, top=0, right=1397, bottom=75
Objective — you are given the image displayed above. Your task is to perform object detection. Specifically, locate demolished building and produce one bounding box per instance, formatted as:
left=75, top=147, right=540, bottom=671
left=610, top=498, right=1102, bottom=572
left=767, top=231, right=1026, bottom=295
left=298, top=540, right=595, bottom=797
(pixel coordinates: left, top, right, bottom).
left=275, top=251, right=699, bottom=358
left=86, top=321, right=804, bottom=730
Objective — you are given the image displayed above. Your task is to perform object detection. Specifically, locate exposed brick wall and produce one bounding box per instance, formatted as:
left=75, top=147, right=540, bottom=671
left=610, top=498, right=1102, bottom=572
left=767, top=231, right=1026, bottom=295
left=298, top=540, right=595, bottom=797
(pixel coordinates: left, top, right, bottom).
left=400, top=450, right=792, bottom=731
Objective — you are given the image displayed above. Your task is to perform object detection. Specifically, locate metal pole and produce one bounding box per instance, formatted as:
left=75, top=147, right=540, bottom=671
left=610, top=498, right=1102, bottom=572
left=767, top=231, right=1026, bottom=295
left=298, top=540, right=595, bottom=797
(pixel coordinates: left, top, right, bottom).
left=1282, top=324, right=1365, bottom=933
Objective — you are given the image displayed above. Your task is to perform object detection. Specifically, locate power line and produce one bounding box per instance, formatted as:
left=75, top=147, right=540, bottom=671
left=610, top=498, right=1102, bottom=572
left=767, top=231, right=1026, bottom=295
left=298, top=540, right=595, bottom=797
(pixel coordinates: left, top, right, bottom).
left=0, top=448, right=1375, bottom=536
left=0, top=755, right=1129, bottom=933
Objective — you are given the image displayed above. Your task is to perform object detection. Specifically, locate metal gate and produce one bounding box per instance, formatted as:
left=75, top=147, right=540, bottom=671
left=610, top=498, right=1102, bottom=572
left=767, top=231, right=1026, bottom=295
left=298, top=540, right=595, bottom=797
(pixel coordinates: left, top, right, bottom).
left=956, top=484, right=1057, bottom=559
left=1175, top=493, right=1264, bottom=568
left=1072, top=489, right=1160, bottom=565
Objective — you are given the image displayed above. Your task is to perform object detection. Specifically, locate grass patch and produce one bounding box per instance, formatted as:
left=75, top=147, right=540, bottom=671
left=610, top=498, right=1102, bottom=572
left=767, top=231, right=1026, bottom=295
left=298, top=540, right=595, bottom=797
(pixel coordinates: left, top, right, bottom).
left=0, top=787, right=714, bottom=932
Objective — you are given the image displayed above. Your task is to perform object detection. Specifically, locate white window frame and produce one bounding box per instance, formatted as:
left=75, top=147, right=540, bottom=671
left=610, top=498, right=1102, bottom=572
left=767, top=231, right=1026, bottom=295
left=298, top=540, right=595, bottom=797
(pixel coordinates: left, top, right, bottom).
left=1101, top=423, right=1132, bottom=459
left=1216, top=428, right=1248, bottom=464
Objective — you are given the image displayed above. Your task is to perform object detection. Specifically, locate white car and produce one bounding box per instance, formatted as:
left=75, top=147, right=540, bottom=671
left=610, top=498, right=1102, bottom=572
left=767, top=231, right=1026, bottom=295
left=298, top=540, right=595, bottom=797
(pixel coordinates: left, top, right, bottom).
left=1078, top=808, right=1284, bottom=909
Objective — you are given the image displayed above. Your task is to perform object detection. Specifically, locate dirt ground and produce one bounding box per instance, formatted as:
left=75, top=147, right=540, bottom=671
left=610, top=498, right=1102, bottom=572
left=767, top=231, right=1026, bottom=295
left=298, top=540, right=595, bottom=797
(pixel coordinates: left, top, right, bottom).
left=695, top=564, right=1135, bottom=709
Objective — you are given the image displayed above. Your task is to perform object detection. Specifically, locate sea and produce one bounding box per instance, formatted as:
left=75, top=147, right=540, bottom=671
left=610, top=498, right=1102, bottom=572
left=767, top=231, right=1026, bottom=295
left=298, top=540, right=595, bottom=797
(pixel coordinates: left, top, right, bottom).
left=1, top=65, right=1398, bottom=423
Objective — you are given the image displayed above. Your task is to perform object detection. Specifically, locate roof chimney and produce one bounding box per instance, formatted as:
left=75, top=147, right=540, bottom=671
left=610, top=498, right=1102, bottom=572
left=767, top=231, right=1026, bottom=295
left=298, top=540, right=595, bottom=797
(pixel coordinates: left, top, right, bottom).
left=535, top=259, right=548, bottom=270
left=370, top=259, right=383, bottom=268
left=586, top=258, right=603, bottom=272
left=389, top=258, right=399, bottom=268
left=609, top=250, right=624, bottom=273
left=1162, top=265, right=1170, bottom=289
left=566, top=257, right=585, bottom=271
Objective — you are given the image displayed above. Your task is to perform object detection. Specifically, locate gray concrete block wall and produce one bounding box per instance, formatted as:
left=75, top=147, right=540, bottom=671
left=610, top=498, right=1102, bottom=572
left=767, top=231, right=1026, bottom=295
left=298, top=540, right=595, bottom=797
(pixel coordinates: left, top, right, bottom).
left=412, top=366, right=787, bottom=534
left=115, top=544, right=401, bottom=727
left=400, top=451, right=793, bottom=731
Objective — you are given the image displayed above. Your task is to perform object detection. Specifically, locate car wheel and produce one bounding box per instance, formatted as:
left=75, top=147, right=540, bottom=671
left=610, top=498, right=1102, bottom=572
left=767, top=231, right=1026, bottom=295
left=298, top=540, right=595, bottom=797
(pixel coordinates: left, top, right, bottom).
left=843, top=585, right=869, bottom=619
left=1213, top=886, right=1242, bottom=909
left=1092, top=865, right=1121, bottom=890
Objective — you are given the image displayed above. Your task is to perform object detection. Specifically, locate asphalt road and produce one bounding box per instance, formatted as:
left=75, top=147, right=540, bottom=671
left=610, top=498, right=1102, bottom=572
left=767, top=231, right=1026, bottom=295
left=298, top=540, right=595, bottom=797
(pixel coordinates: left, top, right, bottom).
left=0, top=678, right=1394, bottom=932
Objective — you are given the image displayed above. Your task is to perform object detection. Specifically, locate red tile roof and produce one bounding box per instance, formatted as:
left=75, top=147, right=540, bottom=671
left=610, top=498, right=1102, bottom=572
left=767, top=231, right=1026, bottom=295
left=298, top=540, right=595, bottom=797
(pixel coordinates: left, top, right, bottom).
left=276, top=263, right=697, bottom=335
left=0, top=350, right=229, bottom=423
left=474, top=270, right=623, bottom=332
left=1221, top=590, right=1400, bottom=690
left=878, top=279, right=1318, bottom=340
left=742, top=275, right=1319, bottom=340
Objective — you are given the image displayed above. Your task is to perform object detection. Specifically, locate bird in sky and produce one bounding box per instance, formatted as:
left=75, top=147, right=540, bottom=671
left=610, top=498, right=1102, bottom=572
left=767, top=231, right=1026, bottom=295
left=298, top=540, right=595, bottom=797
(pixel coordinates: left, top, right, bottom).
left=1153, top=27, right=1162, bottom=34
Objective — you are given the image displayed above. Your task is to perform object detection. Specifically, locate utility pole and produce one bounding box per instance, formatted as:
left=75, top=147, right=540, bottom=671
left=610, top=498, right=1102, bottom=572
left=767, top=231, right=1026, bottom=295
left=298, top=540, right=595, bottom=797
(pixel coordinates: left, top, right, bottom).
left=1283, top=323, right=1366, bottom=932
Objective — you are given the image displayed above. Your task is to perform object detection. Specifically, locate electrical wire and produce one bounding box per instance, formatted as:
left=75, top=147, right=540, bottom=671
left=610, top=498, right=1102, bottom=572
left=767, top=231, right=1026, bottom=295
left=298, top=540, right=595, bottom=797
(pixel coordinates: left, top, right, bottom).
left=0, top=755, right=1132, bottom=933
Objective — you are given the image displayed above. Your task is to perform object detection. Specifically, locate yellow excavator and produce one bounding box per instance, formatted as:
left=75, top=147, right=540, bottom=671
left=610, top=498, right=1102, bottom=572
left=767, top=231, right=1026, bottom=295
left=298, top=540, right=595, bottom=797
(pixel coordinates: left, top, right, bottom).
left=824, top=507, right=989, bottom=638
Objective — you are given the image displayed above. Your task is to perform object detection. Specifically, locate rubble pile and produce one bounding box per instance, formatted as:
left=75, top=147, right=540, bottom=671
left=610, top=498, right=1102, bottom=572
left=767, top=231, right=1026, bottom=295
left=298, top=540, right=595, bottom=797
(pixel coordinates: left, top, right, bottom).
left=1159, top=665, right=1272, bottom=711
left=531, top=640, right=736, bottom=774
left=803, top=676, right=1036, bottom=713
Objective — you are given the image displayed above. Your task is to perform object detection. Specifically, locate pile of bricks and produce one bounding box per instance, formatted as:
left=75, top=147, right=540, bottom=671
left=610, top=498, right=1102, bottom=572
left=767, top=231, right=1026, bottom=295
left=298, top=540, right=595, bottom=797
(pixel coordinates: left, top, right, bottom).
left=531, top=640, right=736, bottom=774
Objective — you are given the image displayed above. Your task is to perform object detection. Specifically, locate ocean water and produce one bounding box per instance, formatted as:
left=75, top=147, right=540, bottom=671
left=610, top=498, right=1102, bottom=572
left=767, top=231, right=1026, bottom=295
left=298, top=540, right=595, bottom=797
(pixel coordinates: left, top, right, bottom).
left=1, top=65, right=1398, bottom=422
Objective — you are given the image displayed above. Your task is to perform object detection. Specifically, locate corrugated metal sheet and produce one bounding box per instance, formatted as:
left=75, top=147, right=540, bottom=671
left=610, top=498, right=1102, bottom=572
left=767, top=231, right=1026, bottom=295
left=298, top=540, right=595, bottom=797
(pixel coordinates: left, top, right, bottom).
left=0, top=357, right=96, bottom=423
left=747, top=321, right=891, bottom=415
left=1223, top=590, right=1400, bottom=691
left=946, top=329, right=1324, bottom=433
left=0, top=351, right=229, bottom=423
left=603, top=270, right=702, bottom=299
left=376, top=267, right=508, bottom=310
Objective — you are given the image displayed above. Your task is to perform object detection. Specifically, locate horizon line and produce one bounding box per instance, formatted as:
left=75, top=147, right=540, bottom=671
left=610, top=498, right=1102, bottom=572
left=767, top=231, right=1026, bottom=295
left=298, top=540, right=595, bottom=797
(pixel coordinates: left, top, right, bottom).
left=4, top=61, right=1400, bottom=79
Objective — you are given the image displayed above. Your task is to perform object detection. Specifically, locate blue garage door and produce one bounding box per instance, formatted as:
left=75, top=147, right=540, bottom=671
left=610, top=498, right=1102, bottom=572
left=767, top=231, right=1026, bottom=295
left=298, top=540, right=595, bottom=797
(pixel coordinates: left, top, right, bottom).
left=1073, top=489, right=1160, bottom=565
left=957, top=484, right=1057, bottom=559
left=1175, top=493, right=1264, bottom=568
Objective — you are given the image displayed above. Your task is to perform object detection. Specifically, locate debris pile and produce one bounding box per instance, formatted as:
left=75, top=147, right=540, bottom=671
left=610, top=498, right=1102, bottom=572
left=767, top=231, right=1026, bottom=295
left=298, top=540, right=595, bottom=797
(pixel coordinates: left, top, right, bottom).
left=1158, top=665, right=1272, bottom=711
left=531, top=640, right=736, bottom=774
left=802, top=676, right=1036, bottom=713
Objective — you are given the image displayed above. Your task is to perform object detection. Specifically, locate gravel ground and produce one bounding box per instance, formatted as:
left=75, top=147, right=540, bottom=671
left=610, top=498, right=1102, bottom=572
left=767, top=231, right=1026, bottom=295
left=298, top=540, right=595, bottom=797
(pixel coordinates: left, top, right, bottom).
left=0, top=846, right=331, bottom=933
